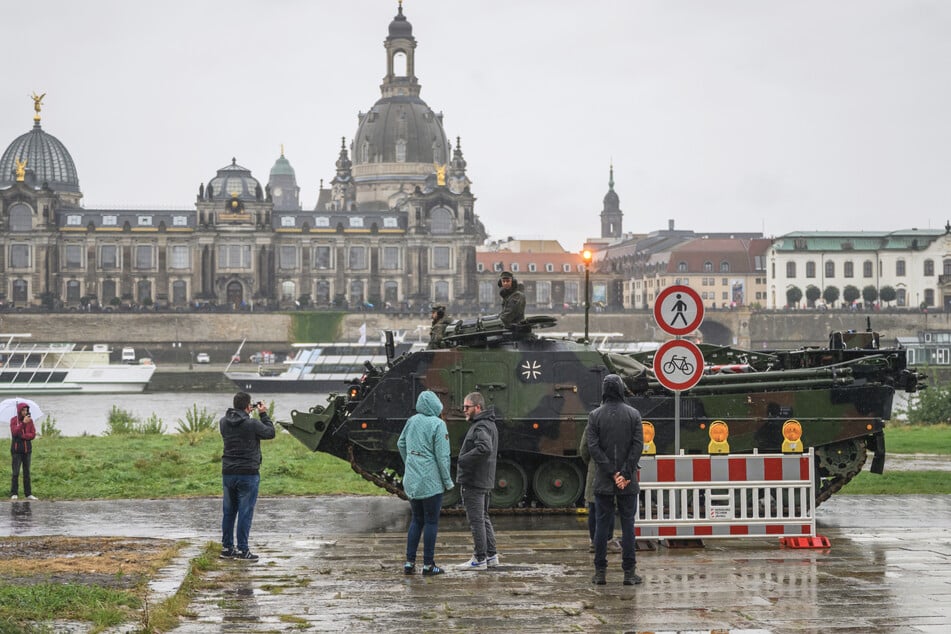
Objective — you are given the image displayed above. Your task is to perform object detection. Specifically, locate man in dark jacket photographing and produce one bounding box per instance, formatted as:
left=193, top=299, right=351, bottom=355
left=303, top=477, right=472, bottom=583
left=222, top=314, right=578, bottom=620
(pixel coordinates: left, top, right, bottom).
left=587, top=374, right=644, bottom=585
left=219, top=392, right=275, bottom=561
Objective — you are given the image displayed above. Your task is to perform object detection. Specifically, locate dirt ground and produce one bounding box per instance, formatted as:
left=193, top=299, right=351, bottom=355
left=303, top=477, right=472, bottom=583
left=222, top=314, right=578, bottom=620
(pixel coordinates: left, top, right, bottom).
left=0, top=536, right=180, bottom=590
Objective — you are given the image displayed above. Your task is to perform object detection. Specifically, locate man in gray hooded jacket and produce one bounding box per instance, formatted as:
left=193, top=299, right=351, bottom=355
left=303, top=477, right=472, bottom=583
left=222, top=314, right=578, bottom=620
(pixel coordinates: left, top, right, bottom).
left=455, top=391, right=500, bottom=570
left=587, top=374, right=644, bottom=585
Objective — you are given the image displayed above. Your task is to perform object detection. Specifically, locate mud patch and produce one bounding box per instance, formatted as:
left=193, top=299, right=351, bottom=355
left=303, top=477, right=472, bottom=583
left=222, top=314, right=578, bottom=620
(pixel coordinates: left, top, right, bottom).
left=0, top=535, right=180, bottom=589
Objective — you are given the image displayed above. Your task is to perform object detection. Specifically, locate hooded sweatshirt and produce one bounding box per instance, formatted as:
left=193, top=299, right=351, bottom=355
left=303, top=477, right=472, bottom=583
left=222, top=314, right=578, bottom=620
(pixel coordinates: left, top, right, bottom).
left=398, top=391, right=453, bottom=499
left=10, top=403, right=37, bottom=455
left=586, top=374, right=643, bottom=496
left=219, top=407, right=275, bottom=475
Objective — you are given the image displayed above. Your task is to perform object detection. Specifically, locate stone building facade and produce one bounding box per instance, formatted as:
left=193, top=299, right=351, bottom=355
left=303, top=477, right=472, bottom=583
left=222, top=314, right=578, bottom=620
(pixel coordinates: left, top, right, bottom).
left=0, top=5, right=484, bottom=311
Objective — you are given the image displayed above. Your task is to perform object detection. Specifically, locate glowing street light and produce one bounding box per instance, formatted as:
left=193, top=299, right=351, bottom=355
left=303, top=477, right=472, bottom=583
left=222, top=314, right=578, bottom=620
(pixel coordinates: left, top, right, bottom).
left=582, top=249, right=593, bottom=342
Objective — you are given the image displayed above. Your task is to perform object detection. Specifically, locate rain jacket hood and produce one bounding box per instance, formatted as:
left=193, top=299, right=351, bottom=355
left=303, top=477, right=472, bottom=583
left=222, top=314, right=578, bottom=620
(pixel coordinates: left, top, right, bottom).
left=397, top=391, right=453, bottom=499
left=602, top=374, right=625, bottom=402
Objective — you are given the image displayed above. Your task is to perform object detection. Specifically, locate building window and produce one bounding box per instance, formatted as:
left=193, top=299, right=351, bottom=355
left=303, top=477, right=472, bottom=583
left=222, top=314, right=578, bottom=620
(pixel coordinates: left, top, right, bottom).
left=785, top=262, right=796, bottom=278
left=477, top=263, right=485, bottom=272
left=434, top=280, right=449, bottom=302
left=896, top=259, right=906, bottom=276
left=719, top=261, right=730, bottom=273
left=219, top=245, right=251, bottom=269
left=137, top=215, right=153, bottom=226
left=172, top=280, right=187, bottom=304
left=896, top=288, right=906, bottom=306
left=703, top=261, right=713, bottom=272
left=137, top=279, right=152, bottom=303
left=361, top=141, right=369, bottom=163
left=10, top=244, right=30, bottom=269
left=511, top=263, right=519, bottom=272
left=315, top=216, right=330, bottom=227
left=173, top=216, right=188, bottom=226
left=170, top=245, right=189, bottom=270
left=565, top=281, right=580, bottom=304
left=348, top=217, right=364, bottom=228
left=64, top=244, right=83, bottom=270
left=863, top=260, right=873, bottom=278
left=101, top=280, right=116, bottom=304
left=281, top=281, right=296, bottom=302
left=430, top=207, right=453, bottom=234
left=825, top=261, right=835, bottom=278
left=314, top=246, right=331, bottom=269
left=102, top=215, right=117, bottom=226
left=528, top=263, right=537, bottom=272
left=315, top=281, right=330, bottom=305
left=279, top=246, right=297, bottom=270
left=349, top=280, right=364, bottom=306
left=67, top=215, right=82, bottom=226
left=349, top=246, right=367, bottom=270
left=545, top=263, right=553, bottom=272
left=536, top=281, right=551, bottom=305
left=280, top=216, right=296, bottom=228
left=844, top=261, right=854, bottom=278
left=382, top=246, right=400, bottom=270
left=396, top=139, right=406, bottom=162
left=8, top=203, right=32, bottom=232
left=432, top=246, right=451, bottom=270
left=925, top=259, right=935, bottom=276
left=383, top=217, right=398, bottom=228
left=66, top=280, right=81, bottom=303
left=12, top=279, right=28, bottom=302
left=925, top=289, right=935, bottom=307
left=135, top=245, right=153, bottom=270
left=479, top=280, right=495, bottom=304
left=563, top=264, right=572, bottom=273
left=384, top=281, right=398, bottom=305
left=805, top=261, right=816, bottom=278
left=100, top=245, right=118, bottom=270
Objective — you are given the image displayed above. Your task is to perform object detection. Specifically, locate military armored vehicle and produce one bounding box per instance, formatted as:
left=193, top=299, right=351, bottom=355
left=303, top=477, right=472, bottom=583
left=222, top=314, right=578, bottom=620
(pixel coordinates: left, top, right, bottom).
left=279, top=315, right=923, bottom=509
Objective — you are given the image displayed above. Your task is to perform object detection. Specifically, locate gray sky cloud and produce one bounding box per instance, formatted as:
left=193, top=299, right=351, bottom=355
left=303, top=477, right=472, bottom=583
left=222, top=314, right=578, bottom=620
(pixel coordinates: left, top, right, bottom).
left=3, top=0, right=949, bottom=253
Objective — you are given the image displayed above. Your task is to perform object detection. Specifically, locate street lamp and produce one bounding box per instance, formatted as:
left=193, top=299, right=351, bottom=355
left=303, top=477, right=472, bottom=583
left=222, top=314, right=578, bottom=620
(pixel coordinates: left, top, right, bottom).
left=582, top=249, right=592, bottom=342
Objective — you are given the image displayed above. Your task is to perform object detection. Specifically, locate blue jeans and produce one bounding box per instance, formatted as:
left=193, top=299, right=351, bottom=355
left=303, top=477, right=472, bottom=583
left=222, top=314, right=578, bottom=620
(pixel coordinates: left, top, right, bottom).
left=461, top=486, right=496, bottom=561
left=594, top=493, right=637, bottom=571
left=405, top=492, right=443, bottom=566
left=222, top=474, right=260, bottom=552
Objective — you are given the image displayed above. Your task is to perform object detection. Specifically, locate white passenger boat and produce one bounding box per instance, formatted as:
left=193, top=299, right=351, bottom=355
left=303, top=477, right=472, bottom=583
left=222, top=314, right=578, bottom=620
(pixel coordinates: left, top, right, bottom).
left=225, top=339, right=424, bottom=394
left=0, top=333, right=156, bottom=394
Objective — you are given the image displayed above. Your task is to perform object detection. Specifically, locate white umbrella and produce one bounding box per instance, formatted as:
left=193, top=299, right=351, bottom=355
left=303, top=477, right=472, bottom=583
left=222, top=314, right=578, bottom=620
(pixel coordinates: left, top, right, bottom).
left=0, top=398, right=45, bottom=423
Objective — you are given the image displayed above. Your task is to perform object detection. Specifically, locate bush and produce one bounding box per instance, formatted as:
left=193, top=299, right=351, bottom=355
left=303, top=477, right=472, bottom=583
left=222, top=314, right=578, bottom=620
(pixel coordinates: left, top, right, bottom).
left=105, top=406, right=139, bottom=435
left=176, top=405, right=217, bottom=435
left=902, top=386, right=951, bottom=425
left=139, top=413, right=166, bottom=435
left=40, top=414, right=62, bottom=438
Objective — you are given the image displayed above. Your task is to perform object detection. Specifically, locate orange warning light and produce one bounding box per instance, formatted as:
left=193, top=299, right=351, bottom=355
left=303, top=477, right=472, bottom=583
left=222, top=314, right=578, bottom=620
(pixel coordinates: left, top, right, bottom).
left=361, top=422, right=368, bottom=429
left=699, top=422, right=706, bottom=430
left=532, top=423, right=539, bottom=430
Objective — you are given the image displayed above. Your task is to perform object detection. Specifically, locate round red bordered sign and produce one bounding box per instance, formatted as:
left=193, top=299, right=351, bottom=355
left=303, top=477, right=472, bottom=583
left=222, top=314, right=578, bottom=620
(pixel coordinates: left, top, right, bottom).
left=654, top=285, right=704, bottom=336
left=653, top=339, right=705, bottom=391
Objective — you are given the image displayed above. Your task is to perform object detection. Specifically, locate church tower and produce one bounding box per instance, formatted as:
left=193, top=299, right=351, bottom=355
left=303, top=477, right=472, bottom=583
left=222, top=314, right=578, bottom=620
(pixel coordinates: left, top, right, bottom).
left=600, top=164, right=623, bottom=238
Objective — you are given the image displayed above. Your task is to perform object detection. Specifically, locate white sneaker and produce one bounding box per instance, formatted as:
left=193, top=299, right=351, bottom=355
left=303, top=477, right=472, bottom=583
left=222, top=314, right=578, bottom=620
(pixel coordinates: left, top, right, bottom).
left=10, top=495, right=17, bottom=500
left=486, top=554, right=500, bottom=568
left=457, top=557, right=487, bottom=570
left=27, top=495, right=38, bottom=500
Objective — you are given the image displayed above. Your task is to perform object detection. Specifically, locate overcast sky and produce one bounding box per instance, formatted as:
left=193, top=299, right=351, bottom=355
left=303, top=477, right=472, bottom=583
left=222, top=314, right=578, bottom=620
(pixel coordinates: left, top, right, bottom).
left=3, top=0, right=949, bottom=253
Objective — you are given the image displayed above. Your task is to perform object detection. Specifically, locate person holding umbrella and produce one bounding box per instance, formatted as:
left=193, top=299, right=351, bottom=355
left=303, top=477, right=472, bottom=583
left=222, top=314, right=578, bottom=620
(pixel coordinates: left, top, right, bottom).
left=9, top=401, right=38, bottom=500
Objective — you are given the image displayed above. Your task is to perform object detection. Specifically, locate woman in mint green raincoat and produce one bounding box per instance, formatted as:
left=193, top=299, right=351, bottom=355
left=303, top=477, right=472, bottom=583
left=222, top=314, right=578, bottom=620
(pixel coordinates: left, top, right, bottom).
left=397, top=390, right=454, bottom=576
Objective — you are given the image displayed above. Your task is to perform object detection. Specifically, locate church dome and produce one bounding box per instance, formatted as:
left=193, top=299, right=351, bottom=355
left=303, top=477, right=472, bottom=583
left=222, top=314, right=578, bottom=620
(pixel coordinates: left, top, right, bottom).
left=353, top=97, right=450, bottom=167
left=207, top=158, right=262, bottom=201
left=0, top=120, right=80, bottom=193
left=388, top=3, right=413, bottom=38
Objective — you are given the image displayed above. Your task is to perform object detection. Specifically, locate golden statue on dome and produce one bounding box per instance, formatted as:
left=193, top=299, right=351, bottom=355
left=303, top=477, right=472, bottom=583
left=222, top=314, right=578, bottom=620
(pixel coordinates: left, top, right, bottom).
left=31, top=92, right=46, bottom=123
left=433, top=162, right=447, bottom=187
left=15, top=158, right=28, bottom=182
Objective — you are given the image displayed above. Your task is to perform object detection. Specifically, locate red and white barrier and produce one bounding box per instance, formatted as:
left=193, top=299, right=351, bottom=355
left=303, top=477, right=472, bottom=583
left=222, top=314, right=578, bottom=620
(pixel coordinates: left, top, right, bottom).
left=635, top=449, right=816, bottom=540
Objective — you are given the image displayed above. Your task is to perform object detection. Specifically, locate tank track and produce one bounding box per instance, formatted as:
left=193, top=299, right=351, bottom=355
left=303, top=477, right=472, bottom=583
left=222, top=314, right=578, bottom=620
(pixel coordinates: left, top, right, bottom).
left=347, top=442, right=863, bottom=513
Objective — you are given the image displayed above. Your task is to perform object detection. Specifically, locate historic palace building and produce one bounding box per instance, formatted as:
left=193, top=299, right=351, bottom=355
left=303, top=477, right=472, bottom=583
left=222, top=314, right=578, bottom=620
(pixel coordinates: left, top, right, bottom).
left=0, top=5, right=484, bottom=311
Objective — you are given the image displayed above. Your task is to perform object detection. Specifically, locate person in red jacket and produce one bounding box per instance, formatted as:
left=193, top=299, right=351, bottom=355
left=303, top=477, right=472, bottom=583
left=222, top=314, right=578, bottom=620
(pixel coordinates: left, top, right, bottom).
left=10, top=402, right=37, bottom=500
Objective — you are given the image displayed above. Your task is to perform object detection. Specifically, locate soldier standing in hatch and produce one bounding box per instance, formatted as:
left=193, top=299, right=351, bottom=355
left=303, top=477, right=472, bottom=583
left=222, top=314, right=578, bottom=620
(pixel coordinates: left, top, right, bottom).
left=428, top=304, right=453, bottom=349
left=498, top=271, right=525, bottom=327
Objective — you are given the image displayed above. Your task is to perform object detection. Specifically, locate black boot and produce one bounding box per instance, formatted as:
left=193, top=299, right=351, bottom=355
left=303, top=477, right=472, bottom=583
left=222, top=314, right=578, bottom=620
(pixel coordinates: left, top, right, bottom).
left=623, top=569, right=643, bottom=586
left=591, top=569, right=606, bottom=585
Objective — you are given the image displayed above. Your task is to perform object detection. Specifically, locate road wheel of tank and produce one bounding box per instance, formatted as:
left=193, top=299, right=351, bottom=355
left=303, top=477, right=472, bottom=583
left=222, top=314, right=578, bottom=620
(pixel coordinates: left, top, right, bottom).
left=532, top=460, right=584, bottom=508
left=492, top=459, right=528, bottom=508
left=442, top=484, right=462, bottom=508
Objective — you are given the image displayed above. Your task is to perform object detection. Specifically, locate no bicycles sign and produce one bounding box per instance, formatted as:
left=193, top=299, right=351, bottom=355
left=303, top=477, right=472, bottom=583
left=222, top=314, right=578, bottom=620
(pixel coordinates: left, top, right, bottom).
left=653, top=339, right=705, bottom=391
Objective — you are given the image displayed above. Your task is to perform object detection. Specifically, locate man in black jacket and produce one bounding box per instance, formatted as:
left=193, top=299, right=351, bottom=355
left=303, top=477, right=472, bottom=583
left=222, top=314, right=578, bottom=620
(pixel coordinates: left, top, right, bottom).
left=587, top=374, right=644, bottom=585
left=455, top=392, right=500, bottom=570
left=219, top=392, right=275, bottom=561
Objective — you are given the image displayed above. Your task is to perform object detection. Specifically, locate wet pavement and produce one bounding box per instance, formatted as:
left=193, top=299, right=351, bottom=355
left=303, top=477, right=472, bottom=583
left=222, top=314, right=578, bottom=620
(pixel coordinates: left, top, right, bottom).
left=3, top=495, right=951, bottom=633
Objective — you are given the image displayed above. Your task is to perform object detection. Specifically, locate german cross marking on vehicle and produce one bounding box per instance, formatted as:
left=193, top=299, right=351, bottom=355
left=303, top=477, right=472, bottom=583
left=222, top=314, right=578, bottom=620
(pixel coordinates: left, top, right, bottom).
left=520, top=360, right=542, bottom=380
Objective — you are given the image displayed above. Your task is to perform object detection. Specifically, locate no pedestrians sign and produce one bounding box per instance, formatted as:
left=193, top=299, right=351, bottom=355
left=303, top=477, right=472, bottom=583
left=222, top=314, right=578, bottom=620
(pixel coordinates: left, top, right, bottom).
left=654, top=285, right=704, bottom=336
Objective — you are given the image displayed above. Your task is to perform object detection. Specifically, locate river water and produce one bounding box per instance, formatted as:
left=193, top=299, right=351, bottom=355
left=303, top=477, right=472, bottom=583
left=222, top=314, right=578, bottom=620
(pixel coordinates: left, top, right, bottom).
left=0, top=390, right=330, bottom=437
